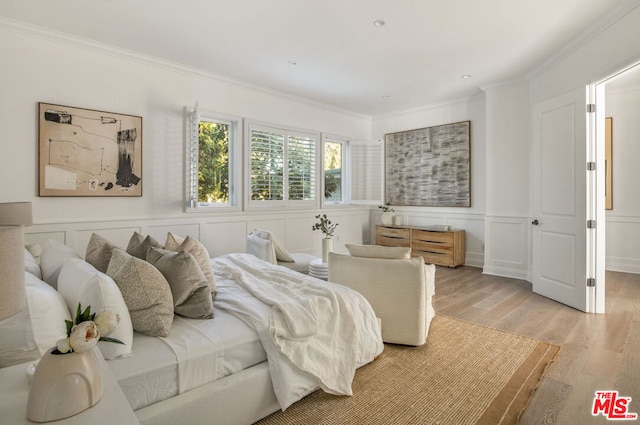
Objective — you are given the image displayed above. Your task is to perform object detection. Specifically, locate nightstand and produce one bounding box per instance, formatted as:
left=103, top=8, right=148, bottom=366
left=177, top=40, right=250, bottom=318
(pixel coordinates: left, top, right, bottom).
left=0, top=349, right=139, bottom=425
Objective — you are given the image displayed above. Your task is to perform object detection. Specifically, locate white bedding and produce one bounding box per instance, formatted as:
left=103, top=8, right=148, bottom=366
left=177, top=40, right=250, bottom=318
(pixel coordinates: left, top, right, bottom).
left=109, top=253, right=383, bottom=415
left=107, top=308, right=265, bottom=411
left=212, top=253, right=384, bottom=410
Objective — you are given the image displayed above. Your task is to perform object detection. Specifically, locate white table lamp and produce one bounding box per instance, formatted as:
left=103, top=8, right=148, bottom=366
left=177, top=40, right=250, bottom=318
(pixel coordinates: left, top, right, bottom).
left=0, top=202, right=33, bottom=320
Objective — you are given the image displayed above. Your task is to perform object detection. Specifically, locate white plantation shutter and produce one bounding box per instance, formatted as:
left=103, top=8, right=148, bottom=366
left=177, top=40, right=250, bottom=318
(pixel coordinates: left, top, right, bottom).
left=250, top=129, right=285, bottom=201
left=288, top=135, right=316, bottom=201
left=247, top=123, right=318, bottom=208
left=350, top=139, right=384, bottom=204
left=187, top=102, right=199, bottom=208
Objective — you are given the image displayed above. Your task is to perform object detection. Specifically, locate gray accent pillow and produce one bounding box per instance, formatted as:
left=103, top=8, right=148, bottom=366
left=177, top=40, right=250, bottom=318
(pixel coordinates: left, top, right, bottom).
left=146, top=247, right=214, bottom=319
left=85, top=233, right=118, bottom=273
left=165, top=233, right=216, bottom=296
left=126, top=232, right=162, bottom=260
left=106, top=248, right=174, bottom=337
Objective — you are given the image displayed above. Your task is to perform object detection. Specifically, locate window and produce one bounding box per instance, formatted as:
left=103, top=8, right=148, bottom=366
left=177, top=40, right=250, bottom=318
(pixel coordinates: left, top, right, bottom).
left=247, top=122, right=318, bottom=208
left=322, top=136, right=347, bottom=205
left=187, top=107, right=240, bottom=211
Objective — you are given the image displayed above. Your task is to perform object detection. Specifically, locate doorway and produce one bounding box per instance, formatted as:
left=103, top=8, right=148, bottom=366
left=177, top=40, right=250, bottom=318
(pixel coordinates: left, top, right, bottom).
left=591, top=60, right=640, bottom=313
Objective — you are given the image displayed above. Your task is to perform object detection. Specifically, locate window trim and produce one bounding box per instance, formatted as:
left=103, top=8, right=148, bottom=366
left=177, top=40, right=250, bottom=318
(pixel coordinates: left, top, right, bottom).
left=185, top=106, right=242, bottom=213
left=321, top=134, right=349, bottom=208
left=244, top=120, right=320, bottom=211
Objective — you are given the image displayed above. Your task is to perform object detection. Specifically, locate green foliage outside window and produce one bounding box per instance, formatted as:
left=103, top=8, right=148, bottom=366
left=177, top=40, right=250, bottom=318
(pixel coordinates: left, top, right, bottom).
left=198, top=121, right=229, bottom=203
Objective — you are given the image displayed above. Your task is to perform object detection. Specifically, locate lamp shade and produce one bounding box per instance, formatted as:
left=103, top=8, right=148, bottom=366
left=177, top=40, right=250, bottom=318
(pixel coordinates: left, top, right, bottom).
left=0, top=202, right=33, bottom=226
left=0, top=202, right=32, bottom=320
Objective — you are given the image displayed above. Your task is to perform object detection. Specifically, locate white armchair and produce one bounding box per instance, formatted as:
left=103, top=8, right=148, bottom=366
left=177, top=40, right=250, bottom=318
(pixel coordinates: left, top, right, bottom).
left=328, top=245, right=436, bottom=346
left=246, top=230, right=319, bottom=274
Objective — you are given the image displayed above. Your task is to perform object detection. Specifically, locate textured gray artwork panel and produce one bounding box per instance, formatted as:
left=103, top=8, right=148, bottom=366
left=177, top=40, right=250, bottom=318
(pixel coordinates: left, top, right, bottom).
left=385, top=121, right=470, bottom=207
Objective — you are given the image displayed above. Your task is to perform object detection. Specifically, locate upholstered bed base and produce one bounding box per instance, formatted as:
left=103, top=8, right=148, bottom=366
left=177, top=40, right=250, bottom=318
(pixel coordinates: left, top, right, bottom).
left=135, top=361, right=281, bottom=425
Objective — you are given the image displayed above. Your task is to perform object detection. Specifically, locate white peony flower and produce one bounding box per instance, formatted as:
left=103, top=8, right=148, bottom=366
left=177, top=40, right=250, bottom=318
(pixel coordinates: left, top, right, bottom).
left=94, top=311, right=120, bottom=337
left=69, top=321, right=100, bottom=353
left=56, top=337, right=72, bottom=354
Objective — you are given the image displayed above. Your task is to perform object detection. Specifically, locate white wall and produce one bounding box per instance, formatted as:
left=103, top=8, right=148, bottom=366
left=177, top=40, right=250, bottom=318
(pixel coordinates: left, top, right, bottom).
left=605, top=83, right=640, bottom=273
left=482, top=80, right=531, bottom=279
left=0, top=22, right=373, bottom=255
left=371, top=95, right=486, bottom=267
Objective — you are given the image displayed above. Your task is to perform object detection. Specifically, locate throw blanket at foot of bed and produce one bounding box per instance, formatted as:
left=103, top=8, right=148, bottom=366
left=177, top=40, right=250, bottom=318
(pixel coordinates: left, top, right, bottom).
left=212, top=253, right=384, bottom=410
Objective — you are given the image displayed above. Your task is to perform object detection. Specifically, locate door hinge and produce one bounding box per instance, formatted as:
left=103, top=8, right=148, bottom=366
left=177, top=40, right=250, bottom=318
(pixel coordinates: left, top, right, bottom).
left=587, top=278, right=596, bottom=287
left=587, top=161, right=596, bottom=171
left=587, top=220, right=597, bottom=229
left=587, top=103, right=596, bottom=113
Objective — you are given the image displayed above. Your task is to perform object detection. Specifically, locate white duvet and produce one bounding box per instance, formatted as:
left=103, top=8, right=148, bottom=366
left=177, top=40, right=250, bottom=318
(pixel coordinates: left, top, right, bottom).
left=211, top=253, right=384, bottom=410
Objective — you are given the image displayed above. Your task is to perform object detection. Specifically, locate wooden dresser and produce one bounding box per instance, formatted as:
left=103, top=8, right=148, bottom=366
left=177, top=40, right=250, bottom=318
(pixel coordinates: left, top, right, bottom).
left=375, top=225, right=465, bottom=267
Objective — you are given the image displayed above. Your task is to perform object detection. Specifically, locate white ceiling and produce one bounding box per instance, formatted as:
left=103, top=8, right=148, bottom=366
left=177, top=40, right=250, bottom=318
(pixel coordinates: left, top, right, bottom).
left=0, top=0, right=633, bottom=116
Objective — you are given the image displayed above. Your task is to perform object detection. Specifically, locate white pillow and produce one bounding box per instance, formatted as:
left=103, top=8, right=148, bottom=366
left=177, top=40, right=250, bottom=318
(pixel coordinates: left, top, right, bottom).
left=247, top=234, right=276, bottom=264
left=57, top=259, right=133, bottom=359
left=0, top=272, right=71, bottom=367
left=24, top=248, right=42, bottom=279
left=346, top=244, right=411, bottom=259
left=250, top=230, right=295, bottom=262
left=39, top=239, right=81, bottom=289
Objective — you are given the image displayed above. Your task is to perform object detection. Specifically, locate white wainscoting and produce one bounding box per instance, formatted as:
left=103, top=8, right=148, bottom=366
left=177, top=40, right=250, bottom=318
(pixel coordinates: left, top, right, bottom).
left=482, top=215, right=530, bottom=280
left=605, top=215, right=640, bottom=274
left=371, top=209, right=486, bottom=268
left=24, top=208, right=371, bottom=260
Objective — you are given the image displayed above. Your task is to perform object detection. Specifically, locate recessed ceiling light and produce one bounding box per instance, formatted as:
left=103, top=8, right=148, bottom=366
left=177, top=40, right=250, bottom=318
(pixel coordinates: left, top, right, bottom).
left=382, top=95, right=390, bottom=100
left=462, top=74, right=472, bottom=79
left=373, top=19, right=386, bottom=27
left=288, top=60, right=297, bottom=66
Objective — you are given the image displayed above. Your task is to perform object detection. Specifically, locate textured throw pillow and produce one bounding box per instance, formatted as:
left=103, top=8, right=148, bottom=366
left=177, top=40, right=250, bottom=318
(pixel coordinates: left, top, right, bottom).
left=146, top=247, right=214, bottom=319
left=107, top=248, right=174, bottom=337
left=0, top=272, right=71, bottom=367
left=39, top=239, right=82, bottom=289
left=126, top=232, right=162, bottom=260
left=24, top=248, right=42, bottom=279
left=165, top=233, right=216, bottom=296
left=346, top=244, right=411, bottom=259
left=58, top=258, right=134, bottom=359
left=85, top=233, right=119, bottom=273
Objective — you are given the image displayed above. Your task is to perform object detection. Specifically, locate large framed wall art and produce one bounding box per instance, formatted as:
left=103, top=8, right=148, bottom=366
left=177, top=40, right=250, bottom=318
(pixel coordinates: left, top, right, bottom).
left=38, top=102, right=142, bottom=197
left=385, top=121, right=470, bottom=207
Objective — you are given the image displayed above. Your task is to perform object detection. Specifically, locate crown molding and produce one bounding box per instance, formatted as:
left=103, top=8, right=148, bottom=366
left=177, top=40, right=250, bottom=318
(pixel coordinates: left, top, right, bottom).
left=0, top=16, right=372, bottom=121
left=527, top=0, right=640, bottom=80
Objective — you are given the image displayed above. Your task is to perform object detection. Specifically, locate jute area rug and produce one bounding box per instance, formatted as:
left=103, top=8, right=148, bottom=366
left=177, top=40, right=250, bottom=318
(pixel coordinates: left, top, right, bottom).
left=255, top=315, right=559, bottom=425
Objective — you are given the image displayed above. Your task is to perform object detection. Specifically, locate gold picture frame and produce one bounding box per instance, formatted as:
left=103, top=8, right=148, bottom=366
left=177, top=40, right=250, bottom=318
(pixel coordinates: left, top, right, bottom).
left=38, top=102, right=142, bottom=197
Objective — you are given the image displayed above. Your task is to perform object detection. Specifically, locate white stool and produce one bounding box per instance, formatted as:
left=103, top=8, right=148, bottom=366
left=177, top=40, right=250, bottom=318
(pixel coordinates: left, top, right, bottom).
left=309, top=258, right=329, bottom=280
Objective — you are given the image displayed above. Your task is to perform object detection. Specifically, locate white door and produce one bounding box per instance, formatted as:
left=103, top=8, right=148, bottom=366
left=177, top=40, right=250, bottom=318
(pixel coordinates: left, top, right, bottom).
left=531, top=88, right=591, bottom=312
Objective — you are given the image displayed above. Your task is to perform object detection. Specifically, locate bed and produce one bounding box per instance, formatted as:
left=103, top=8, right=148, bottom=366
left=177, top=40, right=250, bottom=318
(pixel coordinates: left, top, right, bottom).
left=3, top=237, right=384, bottom=425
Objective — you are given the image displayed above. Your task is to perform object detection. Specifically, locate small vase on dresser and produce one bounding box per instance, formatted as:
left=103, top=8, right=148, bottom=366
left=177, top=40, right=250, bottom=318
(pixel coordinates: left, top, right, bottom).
left=27, top=347, right=103, bottom=422
left=381, top=212, right=394, bottom=225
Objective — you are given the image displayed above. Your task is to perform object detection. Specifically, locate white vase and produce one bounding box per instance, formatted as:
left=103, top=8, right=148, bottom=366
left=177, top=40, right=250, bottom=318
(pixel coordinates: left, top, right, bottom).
left=381, top=212, right=394, bottom=225
left=322, top=238, right=332, bottom=263
left=27, top=347, right=103, bottom=422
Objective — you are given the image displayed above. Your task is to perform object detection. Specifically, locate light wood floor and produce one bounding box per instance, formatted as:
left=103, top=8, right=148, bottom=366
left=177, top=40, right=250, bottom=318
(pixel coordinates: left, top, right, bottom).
left=433, top=266, right=640, bottom=425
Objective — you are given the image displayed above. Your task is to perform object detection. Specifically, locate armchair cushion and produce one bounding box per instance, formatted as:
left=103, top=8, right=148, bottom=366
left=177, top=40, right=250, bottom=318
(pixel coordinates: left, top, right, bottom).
left=345, top=244, right=411, bottom=259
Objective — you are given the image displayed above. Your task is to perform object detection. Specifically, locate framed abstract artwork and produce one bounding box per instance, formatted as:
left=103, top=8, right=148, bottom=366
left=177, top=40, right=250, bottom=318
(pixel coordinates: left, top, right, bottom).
left=385, top=121, right=470, bottom=207
left=38, top=102, right=142, bottom=197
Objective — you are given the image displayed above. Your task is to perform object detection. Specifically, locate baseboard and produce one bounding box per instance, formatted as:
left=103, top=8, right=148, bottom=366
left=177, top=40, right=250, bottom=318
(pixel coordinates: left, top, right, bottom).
left=482, top=265, right=529, bottom=281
